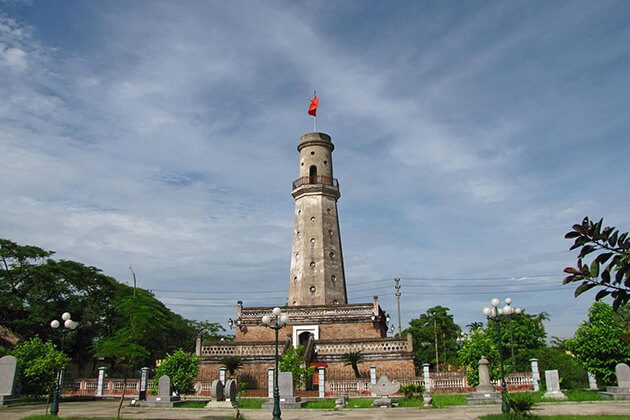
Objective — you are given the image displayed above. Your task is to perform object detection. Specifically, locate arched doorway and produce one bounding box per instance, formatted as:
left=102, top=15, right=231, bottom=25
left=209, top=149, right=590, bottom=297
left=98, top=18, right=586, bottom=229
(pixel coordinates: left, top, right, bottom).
left=309, top=165, right=317, bottom=184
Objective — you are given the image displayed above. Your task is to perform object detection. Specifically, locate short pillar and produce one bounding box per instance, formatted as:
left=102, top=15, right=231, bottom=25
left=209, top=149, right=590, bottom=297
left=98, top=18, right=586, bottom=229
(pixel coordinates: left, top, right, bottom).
left=219, top=368, right=227, bottom=385
left=318, top=368, right=326, bottom=399
left=530, top=358, right=540, bottom=392
left=588, top=372, right=598, bottom=390
left=267, top=368, right=274, bottom=399
left=96, top=367, right=107, bottom=397
left=139, top=367, right=149, bottom=400
left=370, top=366, right=377, bottom=396
left=423, top=363, right=431, bottom=393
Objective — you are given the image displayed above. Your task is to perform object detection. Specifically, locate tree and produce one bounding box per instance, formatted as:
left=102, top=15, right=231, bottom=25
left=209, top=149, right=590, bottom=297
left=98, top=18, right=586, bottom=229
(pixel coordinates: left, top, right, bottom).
left=404, top=306, right=462, bottom=371
left=0, top=238, right=199, bottom=374
left=341, top=351, right=364, bottom=378
left=566, top=302, right=630, bottom=385
left=188, top=320, right=231, bottom=342
left=563, top=217, right=630, bottom=309
left=11, top=337, right=69, bottom=396
left=151, top=349, right=199, bottom=395
left=457, top=327, right=499, bottom=387
left=485, top=312, right=547, bottom=368
left=220, top=356, right=243, bottom=377
left=279, top=345, right=314, bottom=390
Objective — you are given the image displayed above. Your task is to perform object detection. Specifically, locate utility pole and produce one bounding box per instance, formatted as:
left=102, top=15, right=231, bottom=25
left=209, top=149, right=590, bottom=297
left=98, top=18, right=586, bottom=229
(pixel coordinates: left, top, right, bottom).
left=434, top=317, right=440, bottom=373
left=394, top=278, right=402, bottom=335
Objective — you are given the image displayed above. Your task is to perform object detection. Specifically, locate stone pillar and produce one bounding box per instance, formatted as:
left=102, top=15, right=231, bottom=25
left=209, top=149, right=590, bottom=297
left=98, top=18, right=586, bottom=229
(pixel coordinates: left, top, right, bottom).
left=318, top=368, right=325, bottom=399
left=267, top=368, right=274, bottom=399
left=530, top=358, right=540, bottom=392
left=96, top=367, right=107, bottom=397
left=370, top=366, right=377, bottom=396
left=588, top=372, right=598, bottom=390
left=139, top=367, right=149, bottom=400
left=477, top=357, right=494, bottom=392
left=195, top=337, right=202, bottom=356
left=423, top=363, right=431, bottom=393
left=219, top=368, right=227, bottom=386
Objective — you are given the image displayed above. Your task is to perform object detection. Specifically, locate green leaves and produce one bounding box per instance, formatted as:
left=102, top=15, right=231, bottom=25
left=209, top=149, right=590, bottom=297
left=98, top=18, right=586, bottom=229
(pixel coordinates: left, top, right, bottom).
left=151, top=349, right=199, bottom=395
left=563, top=217, right=630, bottom=309
left=566, top=302, right=630, bottom=386
left=11, top=337, right=69, bottom=396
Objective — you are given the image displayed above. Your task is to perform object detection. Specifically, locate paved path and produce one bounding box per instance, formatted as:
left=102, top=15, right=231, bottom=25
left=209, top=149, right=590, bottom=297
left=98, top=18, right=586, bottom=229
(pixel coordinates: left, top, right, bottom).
left=2, top=400, right=629, bottom=420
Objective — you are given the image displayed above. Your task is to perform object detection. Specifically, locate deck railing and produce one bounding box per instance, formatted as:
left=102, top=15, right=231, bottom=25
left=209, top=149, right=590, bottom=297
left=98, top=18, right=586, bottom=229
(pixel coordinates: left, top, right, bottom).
left=292, top=176, right=338, bottom=189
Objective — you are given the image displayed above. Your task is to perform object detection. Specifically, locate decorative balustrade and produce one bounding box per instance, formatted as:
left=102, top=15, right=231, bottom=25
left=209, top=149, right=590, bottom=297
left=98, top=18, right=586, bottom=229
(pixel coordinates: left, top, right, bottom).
left=61, top=370, right=533, bottom=398
left=200, top=342, right=279, bottom=357
left=292, top=176, right=338, bottom=189
left=315, top=338, right=410, bottom=355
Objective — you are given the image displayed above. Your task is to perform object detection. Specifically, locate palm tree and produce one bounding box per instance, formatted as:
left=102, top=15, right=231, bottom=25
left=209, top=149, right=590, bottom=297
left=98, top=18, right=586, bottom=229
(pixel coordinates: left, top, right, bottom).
left=341, top=351, right=364, bottom=378
left=220, top=356, right=243, bottom=377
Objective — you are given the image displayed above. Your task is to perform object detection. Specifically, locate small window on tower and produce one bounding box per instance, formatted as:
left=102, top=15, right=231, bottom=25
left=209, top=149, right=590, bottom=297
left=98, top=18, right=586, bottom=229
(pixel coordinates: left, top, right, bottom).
left=328, top=229, right=333, bottom=236
left=294, top=276, right=298, bottom=283
left=327, top=208, right=332, bottom=214
left=311, top=217, right=316, bottom=222
left=310, top=238, right=316, bottom=245
left=324, top=160, right=327, bottom=165
left=333, top=299, right=338, bottom=305
left=310, top=261, right=315, bottom=268
left=331, top=275, right=336, bottom=282
left=310, top=151, right=315, bottom=155
left=329, top=251, right=335, bottom=259
left=310, top=285, right=316, bottom=293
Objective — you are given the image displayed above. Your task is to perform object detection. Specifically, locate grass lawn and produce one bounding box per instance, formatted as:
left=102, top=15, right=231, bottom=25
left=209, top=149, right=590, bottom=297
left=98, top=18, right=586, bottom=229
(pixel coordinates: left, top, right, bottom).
left=346, top=398, right=375, bottom=408
left=538, top=390, right=605, bottom=403
left=431, top=393, right=468, bottom=407
left=236, top=398, right=265, bottom=409
left=174, top=400, right=209, bottom=408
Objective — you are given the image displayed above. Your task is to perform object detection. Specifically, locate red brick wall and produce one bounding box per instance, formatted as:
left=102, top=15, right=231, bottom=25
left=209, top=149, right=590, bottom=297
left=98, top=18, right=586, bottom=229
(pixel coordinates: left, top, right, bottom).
left=235, top=321, right=382, bottom=342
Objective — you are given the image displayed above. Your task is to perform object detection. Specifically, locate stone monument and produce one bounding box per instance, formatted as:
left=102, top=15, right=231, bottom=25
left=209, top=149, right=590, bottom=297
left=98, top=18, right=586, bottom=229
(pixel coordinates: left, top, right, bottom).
left=262, top=372, right=303, bottom=409
left=370, top=375, right=400, bottom=407
left=600, top=363, right=630, bottom=400
left=206, top=378, right=237, bottom=408
left=144, top=375, right=181, bottom=407
left=466, top=357, right=501, bottom=404
left=543, top=370, right=566, bottom=399
left=0, top=355, right=18, bottom=406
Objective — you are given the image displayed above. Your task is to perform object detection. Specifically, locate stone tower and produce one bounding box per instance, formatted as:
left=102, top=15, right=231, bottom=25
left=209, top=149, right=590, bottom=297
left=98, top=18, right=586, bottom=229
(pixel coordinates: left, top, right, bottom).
left=288, top=132, right=348, bottom=306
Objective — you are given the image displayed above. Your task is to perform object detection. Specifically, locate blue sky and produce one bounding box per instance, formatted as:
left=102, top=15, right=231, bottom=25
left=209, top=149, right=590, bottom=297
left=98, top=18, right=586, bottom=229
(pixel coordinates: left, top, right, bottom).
left=1, top=1, right=629, bottom=339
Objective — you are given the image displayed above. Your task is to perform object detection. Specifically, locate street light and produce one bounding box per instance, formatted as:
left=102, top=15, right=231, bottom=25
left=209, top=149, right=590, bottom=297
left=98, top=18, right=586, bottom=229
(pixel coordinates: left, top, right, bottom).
left=482, top=298, right=511, bottom=415
left=262, top=307, right=289, bottom=420
left=49, top=312, right=79, bottom=416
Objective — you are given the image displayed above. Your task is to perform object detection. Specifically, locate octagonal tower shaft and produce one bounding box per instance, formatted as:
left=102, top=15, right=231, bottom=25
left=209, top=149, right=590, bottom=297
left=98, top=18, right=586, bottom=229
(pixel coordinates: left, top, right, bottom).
left=288, top=132, right=348, bottom=306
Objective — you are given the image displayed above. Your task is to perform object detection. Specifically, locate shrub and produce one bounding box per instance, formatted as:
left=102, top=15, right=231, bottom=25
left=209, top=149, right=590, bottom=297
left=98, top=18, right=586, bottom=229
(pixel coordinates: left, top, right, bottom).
left=400, top=383, right=424, bottom=399
left=507, top=392, right=535, bottom=418
left=150, top=349, right=199, bottom=395
left=530, top=347, right=588, bottom=390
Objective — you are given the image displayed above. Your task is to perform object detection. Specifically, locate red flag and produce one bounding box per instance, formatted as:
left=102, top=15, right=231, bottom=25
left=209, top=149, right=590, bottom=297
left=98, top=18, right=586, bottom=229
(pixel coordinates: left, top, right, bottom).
left=308, top=95, right=318, bottom=116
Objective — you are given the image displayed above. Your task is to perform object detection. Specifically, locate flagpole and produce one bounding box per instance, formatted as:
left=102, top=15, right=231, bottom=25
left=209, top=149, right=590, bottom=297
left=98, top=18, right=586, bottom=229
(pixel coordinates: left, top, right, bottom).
left=313, top=90, right=317, bottom=132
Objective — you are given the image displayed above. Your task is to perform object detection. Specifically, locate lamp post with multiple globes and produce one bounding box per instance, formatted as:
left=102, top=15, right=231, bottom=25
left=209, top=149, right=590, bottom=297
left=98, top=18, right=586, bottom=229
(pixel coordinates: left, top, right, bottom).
left=262, top=307, right=289, bottom=420
left=482, top=298, right=522, bottom=415
left=49, top=312, right=79, bottom=416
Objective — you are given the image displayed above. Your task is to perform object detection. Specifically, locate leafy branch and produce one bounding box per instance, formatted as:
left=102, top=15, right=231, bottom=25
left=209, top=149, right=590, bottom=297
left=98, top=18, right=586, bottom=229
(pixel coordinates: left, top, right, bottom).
left=563, top=217, right=630, bottom=309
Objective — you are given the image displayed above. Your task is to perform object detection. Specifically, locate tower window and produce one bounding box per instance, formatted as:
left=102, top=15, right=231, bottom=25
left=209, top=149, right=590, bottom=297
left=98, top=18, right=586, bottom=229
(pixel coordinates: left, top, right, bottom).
left=331, top=275, right=336, bottom=282
left=294, top=276, right=298, bottom=283
left=333, top=299, right=338, bottom=305
left=310, top=285, right=316, bottom=293
left=328, top=229, right=333, bottom=236
left=310, top=261, right=315, bottom=268
left=324, top=160, right=327, bottom=165
left=310, top=151, right=315, bottom=155
left=329, top=251, right=335, bottom=259
left=309, top=165, right=317, bottom=183
left=311, top=217, right=316, bottom=222
left=310, top=238, right=316, bottom=245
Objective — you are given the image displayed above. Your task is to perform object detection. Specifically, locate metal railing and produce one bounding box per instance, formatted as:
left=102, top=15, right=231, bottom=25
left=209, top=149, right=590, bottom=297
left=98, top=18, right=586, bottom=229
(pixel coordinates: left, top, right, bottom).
left=292, top=176, right=338, bottom=189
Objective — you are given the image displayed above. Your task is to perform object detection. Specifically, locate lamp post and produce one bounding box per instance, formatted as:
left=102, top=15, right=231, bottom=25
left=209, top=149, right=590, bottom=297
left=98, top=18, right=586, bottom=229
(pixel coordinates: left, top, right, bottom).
left=504, top=298, right=523, bottom=371
left=262, top=307, right=289, bottom=420
left=483, top=299, right=507, bottom=414
left=49, top=312, right=79, bottom=416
